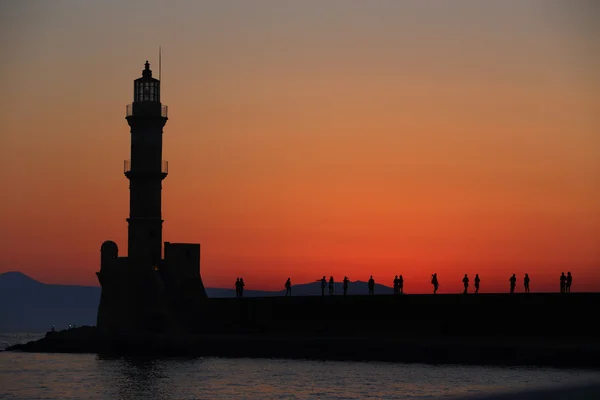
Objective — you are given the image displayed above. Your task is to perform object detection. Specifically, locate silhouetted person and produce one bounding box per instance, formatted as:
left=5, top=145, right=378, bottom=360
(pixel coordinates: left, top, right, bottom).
left=329, top=276, right=335, bottom=295
left=431, top=273, right=439, bottom=294
left=343, top=276, right=349, bottom=295
left=509, top=274, right=516, bottom=294
left=566, top=272, right=572, bottom=293
left=235, top=278, right=241, bottom=298
left=393, top=275, right=399, bottom=295
left=285, top=278, right=292, bottom=296
left=560, top=272, right=566, bottom=293
left=398, top=275, right=404, bottom=295
left=368, top=275, right=375, bottom=295
left=51, top=325, right=55, bottom=332
left=239, top=278, right=245, bottom=297
left=462, top=274, right=469, bottom=294
left=318, top=276, right=326, bottom=296
left=524, top=273, right=530, bottom=293
left=474, top=274, right=480, bottom=294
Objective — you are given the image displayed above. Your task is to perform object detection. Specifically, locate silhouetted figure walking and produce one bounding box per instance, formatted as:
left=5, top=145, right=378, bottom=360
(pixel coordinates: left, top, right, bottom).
left=235, top=278, right=241, bottom=298
left=524, top=273, right=530, bottom=293
left=474, top=274, right=480, bottom=294
left=462, top=274, right=469, bottom=294
left=509, top=274, right=516, bottom=294
left=393, top=275, right=399, bottom=295
left=431, top=273, right=439, bottom=294
left=560, top=272, right=566, bottom=293
left=398, top=275, right=404, bottom=295
left=285, top=278, right=292, bottom=296
left=329, top=276, right=335, bottom=295
left=318, top=276, right=326, bottom=296
left=343, top=276, right=349, bottom=295
left=566, top=272, right=572, bottom=293
left=368, top=275, right=375, bottom=295
left=239, top=278, right=245, bottom=297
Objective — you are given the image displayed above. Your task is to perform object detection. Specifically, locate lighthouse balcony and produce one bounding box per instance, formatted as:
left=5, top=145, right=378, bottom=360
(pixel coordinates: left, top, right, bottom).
left=124, top=160, right=168, bottom=179
left=126, top=103, right=168, bottom=118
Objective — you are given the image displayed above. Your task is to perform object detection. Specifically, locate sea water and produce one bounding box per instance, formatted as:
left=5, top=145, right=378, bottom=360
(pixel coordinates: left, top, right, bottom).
left=1, top=333, right=599, bottom=400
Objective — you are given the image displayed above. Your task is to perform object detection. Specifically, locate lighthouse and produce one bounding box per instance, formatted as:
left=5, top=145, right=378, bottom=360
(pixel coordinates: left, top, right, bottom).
left=96, top=61, right=207, bottom=336
left=125, top=61, right=168, bottom=270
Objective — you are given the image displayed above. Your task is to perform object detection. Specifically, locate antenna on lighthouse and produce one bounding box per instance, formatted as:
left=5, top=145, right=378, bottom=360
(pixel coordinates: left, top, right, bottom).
left=158, top=46, right=162, bottom=82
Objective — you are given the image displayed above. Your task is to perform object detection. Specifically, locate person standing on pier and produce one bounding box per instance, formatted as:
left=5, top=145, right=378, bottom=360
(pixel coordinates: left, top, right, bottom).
left=239, top=278, right=245, bottom=297
left=235, top=278, right=241, bottom=298
left=462, top=274, right=469, bottom=294
left=566, top=272, right=572, bottom=293
left=560, top=272, right=567, bottom=293
left=474, top=274, right=480, bottom=294
left=343, top=276, right=349, bottom=295
left=509, top=274, right=517, bottom=294
left=398, top=275, right=404, bottom=295
left=285, top=278, right=292, bottom=296
left=329, top=276, right=335, bottom=295
left=368, top=275, right=375, bottom=295
left=318, top=276, right=326, bottom=296
left=524, top=273, right=530, bottom=293
left=431, top=273, right=439, bottom=294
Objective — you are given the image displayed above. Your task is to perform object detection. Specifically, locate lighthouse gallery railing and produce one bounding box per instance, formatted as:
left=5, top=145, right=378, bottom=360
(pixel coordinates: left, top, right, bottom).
left=126, top=104, right=168, bottom=118
left=124, top=160, right=168, bottom=174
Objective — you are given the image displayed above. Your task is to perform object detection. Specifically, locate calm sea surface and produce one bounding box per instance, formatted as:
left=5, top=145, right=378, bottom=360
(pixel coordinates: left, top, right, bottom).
left=1, top=333, right=599, bottom=400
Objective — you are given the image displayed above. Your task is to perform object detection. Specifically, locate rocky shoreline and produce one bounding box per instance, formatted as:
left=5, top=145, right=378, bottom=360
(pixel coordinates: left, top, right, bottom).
left=5, top=326, right=600, bottom=370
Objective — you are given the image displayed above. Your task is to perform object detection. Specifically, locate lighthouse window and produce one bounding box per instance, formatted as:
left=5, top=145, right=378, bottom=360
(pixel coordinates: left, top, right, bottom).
left=150, top=83, right=155, bottom=101
left=134, top=80, right=159, bottom=102
left=136, top=82, right=143, bottom=102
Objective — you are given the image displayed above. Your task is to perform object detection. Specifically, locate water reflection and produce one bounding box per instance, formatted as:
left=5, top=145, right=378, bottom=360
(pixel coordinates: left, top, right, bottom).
left=1, top=353, right=599, bottom=400
left=97, top=356, right=179, bottom=400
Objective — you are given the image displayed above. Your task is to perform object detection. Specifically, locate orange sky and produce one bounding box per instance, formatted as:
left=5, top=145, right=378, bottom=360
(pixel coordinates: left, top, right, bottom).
left=0, top=1, right=598, bottom=293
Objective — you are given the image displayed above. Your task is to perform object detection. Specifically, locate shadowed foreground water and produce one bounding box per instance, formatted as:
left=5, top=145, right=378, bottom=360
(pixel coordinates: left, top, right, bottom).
left=1, top=348, right=599, bottom=400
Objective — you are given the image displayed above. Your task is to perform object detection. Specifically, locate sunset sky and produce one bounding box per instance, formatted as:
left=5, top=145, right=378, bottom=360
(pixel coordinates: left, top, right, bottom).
left=0, top=1, right=598, bottom=293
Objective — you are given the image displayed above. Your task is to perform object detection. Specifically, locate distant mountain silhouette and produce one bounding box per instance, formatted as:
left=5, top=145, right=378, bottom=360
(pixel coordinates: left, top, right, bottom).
left=0, top=272, right=100, bottom=333
left=0, top=272, right=394, bottom=332
left=0, top=271, right=43, bottom=290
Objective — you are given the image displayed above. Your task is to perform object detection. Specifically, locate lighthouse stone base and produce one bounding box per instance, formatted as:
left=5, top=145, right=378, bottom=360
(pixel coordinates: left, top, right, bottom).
left=96, top=240, right=207, bottom=336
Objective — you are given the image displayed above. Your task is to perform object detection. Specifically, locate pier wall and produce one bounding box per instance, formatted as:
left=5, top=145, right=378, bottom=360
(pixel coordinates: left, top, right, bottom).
left=193, top=293, right=598, bottom=338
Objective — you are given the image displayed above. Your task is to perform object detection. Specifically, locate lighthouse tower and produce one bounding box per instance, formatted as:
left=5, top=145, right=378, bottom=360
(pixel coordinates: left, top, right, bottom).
left=96, top=60, right=207, bottom=337
left=125, top=61, right=168, bottom=270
